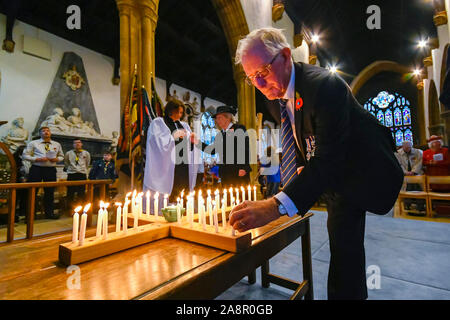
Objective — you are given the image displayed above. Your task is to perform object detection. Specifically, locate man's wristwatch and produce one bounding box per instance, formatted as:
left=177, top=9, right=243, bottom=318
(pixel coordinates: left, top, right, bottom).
left=274, top=197, right=288, bottom=215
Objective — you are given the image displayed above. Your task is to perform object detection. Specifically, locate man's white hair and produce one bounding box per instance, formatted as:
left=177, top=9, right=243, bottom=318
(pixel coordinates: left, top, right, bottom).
left=235, top=27, right=291, bottom=65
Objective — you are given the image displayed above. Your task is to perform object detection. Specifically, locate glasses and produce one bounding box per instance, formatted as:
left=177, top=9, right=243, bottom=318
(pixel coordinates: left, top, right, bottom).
left=245, top=52, right=281, bottom=86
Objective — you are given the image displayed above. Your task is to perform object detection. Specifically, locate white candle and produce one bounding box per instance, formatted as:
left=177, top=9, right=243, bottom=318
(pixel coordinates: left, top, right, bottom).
left=235, top=188, right=239, bottom=204
left=207, top=190, right=213, bottom=227
left=248, top=185, right=251, bottom=201
left=229, top=187, right=233, bottom=202
left=223, top=189, right=228, bottom=208
left=197, top=190, right=202, bottom=215
left=214, top=189, right=220, bottom=213
left=164, top=194, right=168, bottom=209
left=146, top=191, right=150, bottom=215
left=221, top=198, right=226, bottom=229
left=115, top=203, right=122, bottom=233
left=123, top=200, right=129, bottom=234
left=189, top=195, right=194, bottom=228
left=103, top=203, right=109, bottom=240
left=201, top=200, right=206, bottom=230
left=138, top=192, right=143, bottom=216
left=176, top=198, right=181, bottom=224
left=96, top=201, right=104, bottom=237
left=154, top=192, right=159, bottom=219
left=213, top=201, right=219, bottom=233
left=241, top=186, right=245, bottom=202
left=253, top=185, right=257, bottom=202
left=78, top=204, right=89, bottom=246
left=131, top=190, right=137, bottom=215
left=180, top=189, right=185, bottom=209
left=72, top=206, right=82, bottom=244
left=133, top=197, right=139, bottom=229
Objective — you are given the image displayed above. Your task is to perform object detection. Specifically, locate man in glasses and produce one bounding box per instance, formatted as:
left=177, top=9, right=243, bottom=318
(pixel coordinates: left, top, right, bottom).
left=229, top=27, right=403, bottom=299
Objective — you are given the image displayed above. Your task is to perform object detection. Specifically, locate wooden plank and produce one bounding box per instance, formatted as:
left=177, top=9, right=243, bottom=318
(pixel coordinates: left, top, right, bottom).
left=301, top=218, right=314, bottom=300
left=170, top=223, right=251, bottom=253
left=58, top=223, right=170, bottom=266
left=0, top=179, right=112, bottom=190
left=26, top=187, right=36, bottom=239
left=290, top=280, right=309, bottom=300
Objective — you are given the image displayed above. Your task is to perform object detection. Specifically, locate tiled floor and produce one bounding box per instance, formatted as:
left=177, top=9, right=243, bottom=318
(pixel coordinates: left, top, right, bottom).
left=217, top=210, right=450, bottom=300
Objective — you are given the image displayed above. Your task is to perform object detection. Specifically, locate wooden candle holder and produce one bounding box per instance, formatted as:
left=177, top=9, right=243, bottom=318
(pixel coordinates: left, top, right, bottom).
left=59, top=206, right=249, bottom=266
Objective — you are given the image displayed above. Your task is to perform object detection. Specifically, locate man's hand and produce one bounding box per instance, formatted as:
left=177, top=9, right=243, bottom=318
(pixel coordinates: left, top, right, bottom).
left=190, top=132, right=199, bottom=144
left=48, top=158, right=59, bottom=163
left=229, top=198, right=280, bottom=232
left=173, top=129, right=187, bottom=140
left=238, top=169, right=247, bottom=177
left=35, top=157, right=49, bottom=162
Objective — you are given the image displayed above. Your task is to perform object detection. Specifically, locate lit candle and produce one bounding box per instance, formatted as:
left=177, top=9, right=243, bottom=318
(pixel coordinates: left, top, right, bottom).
left=138, top=192, right=143, bottom=215
left=207, top=190, right=212, bottom=226
left=197, top=190, right=202, bottom=215
left=123, top=200, right=129, bottom=234
left=103, top=202, right=110, bottom=240
left=154, top=192, right=159, bottom=219
left=248, top=185, right=251, bottom=201
left=164, top=194, right=168, bottom=208
left=189, top=194, right=194, bottom=228
left=131, top=190, right=137, bottom=215
left=214, top=189, right=220, bottom=213
left=78, top=204, right=90, bottom=246
left=241, top=186, right=245, bottom=202
left=201, top=199, right=206, bottom=230
left=125, top=191, right=132, bottom=204
left=235, top=188, right=239, bottom=205
left=180, top=189, right=185, bottom=208
left=115, top=202, right=122, bottom=233
left=213, top=201, right=219, bottom=233
left=176, top=197, right=181, bottom=224
left=96, top=201, right=104, bottom=237
left=253, top=185, right=257, bottom=202
left=133, top=197, right=139, bottom=229
left=72, top=206, right=82, bottom=244
left=223, top=189, right=228, bottom=208
left=221, top=198, right=226, bottom=229
left=229, top=187, right=233, bottom=202
left=146, top=191, right=150, bottom=216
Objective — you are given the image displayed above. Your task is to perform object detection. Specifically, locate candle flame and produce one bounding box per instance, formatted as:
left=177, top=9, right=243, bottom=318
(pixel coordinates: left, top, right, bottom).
left=74, top=206, right=83, bottom=213
left=146, top=190, right=150, bottom=197
left=229, top=187, right=233, bottom=193
left=248, top=185, right=251, bottom=190
left=115, top=202, right=122, bottom=206
left=126, top=191, right=132, bottom=198
left=177, top=197, right=180, bottom=201
left=253, top=185, right=256, bottom=190
left=132, top=190, right=137, bottom=197
left=154, top=192, right=159, bottom=198
left=240, top=186, right=245, bottom=191
left=104, top=202, right=110, bottom=209
left=100, top=200, right=105, bottom=208
left=138, top=192, right=144, bottom=197
left=215, top=189, right=219, bottom=194
left=207, top=189, right=211, bottom=195
left=83, top=203, right=91, bottom=212
left=164, top=194, right=168, bottom=198
left=180, top=189, right=185, bottom=196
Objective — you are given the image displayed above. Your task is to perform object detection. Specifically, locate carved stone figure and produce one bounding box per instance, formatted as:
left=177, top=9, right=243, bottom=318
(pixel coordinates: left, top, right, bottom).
left=111, top=131, right=118, bottom=153
left=1, top=117, right=29, bottom=153
left=40, top=108, right=72, bottom=134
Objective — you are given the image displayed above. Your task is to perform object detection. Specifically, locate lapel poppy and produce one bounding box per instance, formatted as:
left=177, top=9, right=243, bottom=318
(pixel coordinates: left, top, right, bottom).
left=295, top=91, right=303, bottom=111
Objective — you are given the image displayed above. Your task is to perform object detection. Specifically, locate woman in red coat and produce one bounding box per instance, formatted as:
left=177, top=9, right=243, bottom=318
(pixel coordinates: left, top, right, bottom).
left=423, top=135, right=450, bottom=191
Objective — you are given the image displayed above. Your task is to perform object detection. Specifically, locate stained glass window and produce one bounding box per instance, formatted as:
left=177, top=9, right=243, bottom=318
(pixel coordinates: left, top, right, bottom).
left=364, top=91, right=414, bottom=146
left=200, top=112, right=217, bottom=164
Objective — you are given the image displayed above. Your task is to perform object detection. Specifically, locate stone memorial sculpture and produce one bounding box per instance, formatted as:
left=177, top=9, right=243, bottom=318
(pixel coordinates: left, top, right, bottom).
left=111, top=131, right=118, bottom=153
left=41, top=107, right=72, bottom=133
left=1, top=117, right=29, bottom=153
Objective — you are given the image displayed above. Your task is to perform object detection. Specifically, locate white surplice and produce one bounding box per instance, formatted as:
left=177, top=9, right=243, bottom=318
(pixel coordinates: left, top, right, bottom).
left=143, top=117, right=199, bottom=196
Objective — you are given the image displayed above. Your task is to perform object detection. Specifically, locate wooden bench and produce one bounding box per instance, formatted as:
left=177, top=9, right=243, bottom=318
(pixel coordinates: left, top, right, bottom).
left=426, top=176, right=450, bottom=217
left=397, top=175, right=429, bottom=217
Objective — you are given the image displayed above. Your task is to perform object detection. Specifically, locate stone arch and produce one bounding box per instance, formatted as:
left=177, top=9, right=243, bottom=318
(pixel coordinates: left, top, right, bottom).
left=350, top=60, right=411, bottom=96
left=440, top=43, right=449, bottom=98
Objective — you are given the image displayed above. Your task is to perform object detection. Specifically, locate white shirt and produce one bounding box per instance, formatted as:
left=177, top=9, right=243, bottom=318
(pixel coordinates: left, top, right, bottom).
left=22, top=138, right=64, bottom=167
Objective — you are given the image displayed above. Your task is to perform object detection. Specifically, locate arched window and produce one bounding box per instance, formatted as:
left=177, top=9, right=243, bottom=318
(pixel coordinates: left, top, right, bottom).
left=200, top=112, right=217, bottom=163
left=363, top=91, right=414, bottom=146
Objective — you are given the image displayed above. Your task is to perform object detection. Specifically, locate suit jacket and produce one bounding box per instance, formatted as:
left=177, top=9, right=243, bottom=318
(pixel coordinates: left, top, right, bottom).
left=202, top=123, right=252, bottom=186
left=282, top=62, right=404, bottom=215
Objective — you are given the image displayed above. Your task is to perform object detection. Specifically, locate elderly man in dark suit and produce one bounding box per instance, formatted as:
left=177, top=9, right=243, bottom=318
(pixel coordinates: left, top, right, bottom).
left=229, top=28, right=403, bottom=299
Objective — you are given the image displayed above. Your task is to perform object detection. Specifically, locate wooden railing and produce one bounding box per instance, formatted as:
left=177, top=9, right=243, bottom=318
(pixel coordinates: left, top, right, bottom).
left=0, top=179, right=112, bottom=242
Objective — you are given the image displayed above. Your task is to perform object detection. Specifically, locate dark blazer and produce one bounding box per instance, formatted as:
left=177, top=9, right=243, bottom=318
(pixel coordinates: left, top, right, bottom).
left=202, top=123, right=252, bottom=186
left=282, top=62, right=404, bottom=215
left=89, top=160, right=117, bottom=182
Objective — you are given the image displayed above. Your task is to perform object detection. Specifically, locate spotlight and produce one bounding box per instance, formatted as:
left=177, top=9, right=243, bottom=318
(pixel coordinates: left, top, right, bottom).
left=329, top=65, right=338, bottom=74
left=417, top=39, right=427, bottom=48
left=413, top=69, right=421, bottom=76
left=311, top=34, right=320, bottom=43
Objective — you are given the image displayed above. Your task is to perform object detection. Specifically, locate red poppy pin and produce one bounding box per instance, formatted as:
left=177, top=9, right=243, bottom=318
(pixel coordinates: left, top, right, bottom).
left=295, top=91, right=303, bottom=111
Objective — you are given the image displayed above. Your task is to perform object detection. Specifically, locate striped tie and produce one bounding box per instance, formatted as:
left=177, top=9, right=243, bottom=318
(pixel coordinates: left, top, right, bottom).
left=280, top=99, right=297, bottom=187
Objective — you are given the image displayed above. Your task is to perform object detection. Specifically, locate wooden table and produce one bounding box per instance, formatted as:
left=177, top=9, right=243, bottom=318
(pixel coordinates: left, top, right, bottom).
left=0, top=213, right=313, bottom=300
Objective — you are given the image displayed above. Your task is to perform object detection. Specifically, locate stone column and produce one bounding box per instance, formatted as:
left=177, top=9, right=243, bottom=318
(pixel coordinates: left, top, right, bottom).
left=416, top=81, right=427, bottom=146
left=138, top=0, right=159, bottom=92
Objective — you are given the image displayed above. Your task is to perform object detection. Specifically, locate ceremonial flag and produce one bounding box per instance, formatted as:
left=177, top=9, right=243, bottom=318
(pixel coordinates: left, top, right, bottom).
left=151, top=76, right=164, bottom=117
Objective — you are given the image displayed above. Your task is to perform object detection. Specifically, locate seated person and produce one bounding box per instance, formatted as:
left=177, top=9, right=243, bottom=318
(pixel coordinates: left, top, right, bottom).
left=423, top=135, right=450, bottom=192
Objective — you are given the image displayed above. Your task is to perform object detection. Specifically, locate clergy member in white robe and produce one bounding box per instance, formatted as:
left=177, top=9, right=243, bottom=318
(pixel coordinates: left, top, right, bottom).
left=144, top=99, right=199, bottom=214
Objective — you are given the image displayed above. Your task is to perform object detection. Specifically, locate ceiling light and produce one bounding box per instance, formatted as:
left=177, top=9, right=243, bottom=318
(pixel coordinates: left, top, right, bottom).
left=311, top=34, right=320, bottom=43
left=417, top=39, right=427, bottom=48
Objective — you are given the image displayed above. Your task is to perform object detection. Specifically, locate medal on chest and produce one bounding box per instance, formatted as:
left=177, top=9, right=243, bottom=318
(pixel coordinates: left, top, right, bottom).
left=305, top=135, right=316, bottom=161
